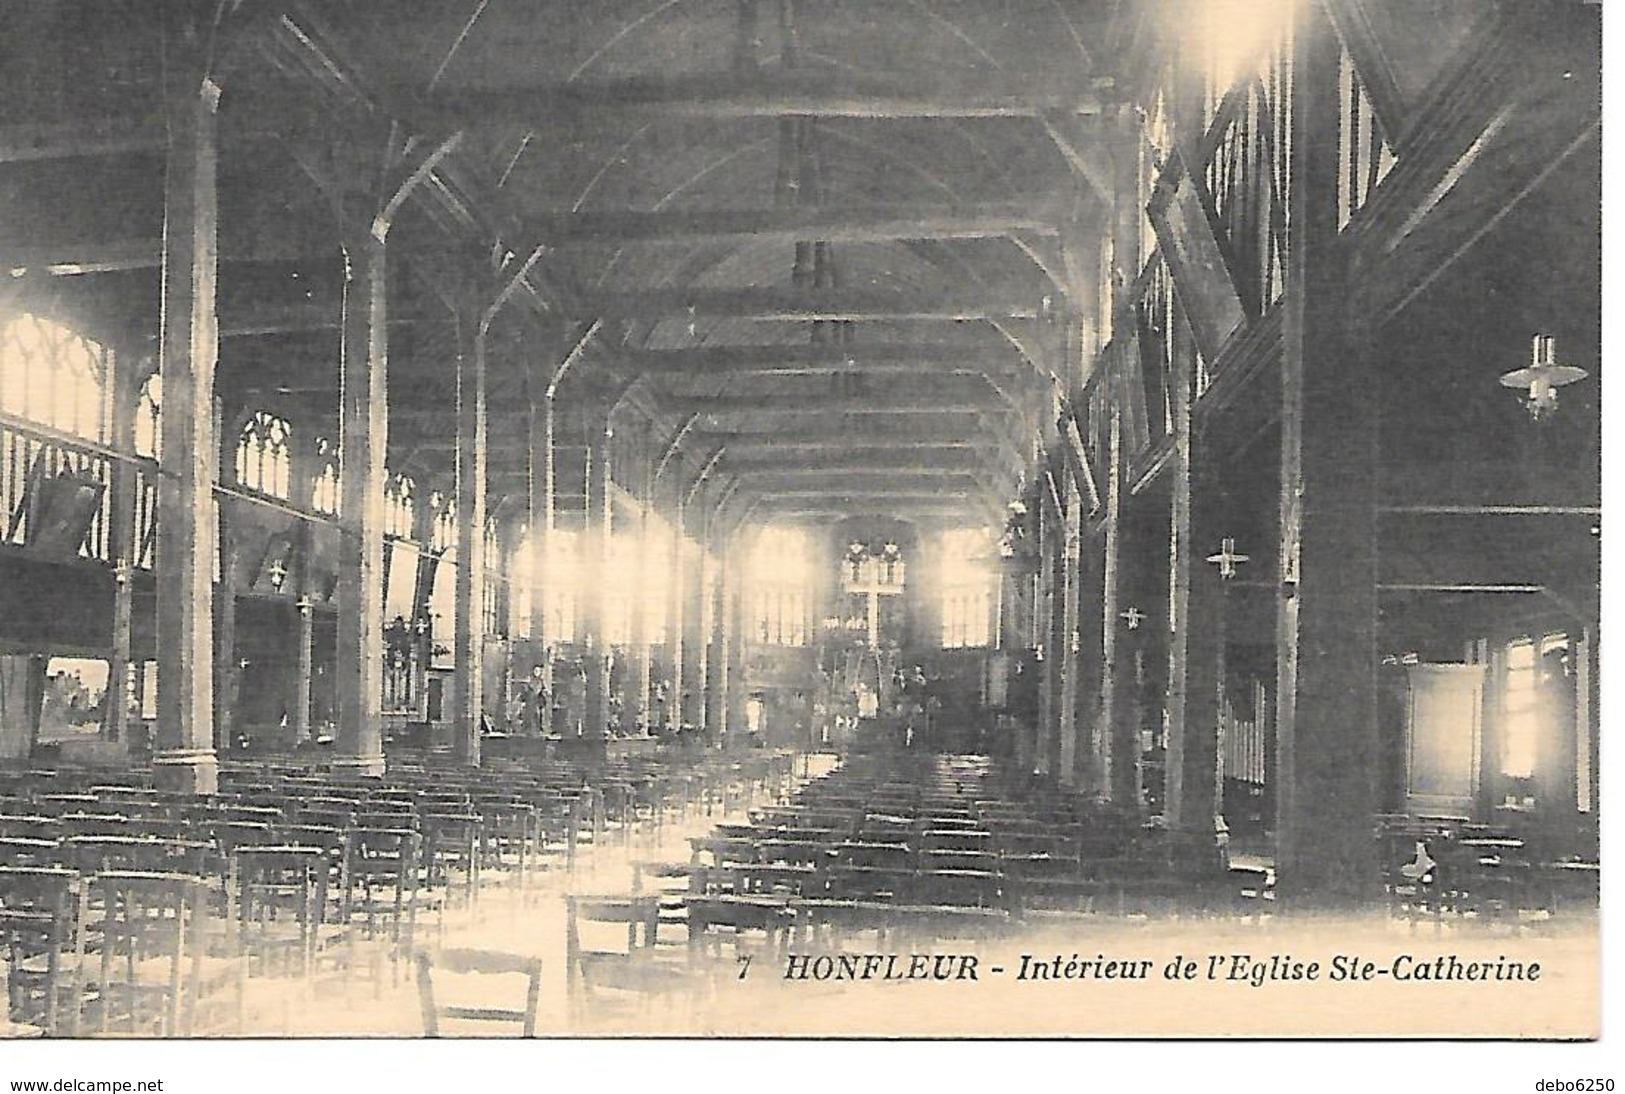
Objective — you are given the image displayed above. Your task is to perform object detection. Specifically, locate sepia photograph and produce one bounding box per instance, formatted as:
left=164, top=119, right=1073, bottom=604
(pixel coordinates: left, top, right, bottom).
left=0, top=0, right=1608, bottom=1083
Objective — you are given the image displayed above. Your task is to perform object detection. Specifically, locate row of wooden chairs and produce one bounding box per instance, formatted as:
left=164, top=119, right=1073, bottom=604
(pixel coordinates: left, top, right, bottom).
left=4, top=748, right=801, bottom=1036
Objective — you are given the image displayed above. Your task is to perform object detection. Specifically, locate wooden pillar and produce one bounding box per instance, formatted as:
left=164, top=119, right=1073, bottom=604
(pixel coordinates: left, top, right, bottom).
left=1106, top=482, right=1148, bottom=811
left=1109, top=107, right=1145, bottom=328
left=581, top=424, right=611, bottom=739
left=525, top=389, right=554, bottom=736
left=1057, top=480, right=1082, bottom=786
left=152, top=59, right=221, bottom=794
left=1038, top=486, right=1063, bottom=777
left=214, top=519, right=238, bottom=753
left=333, top=224, right=389, bottom=776
left=668, top=498, right=687, bottom=731
left=1071, top=520, right=1105, bottom=790
left=1096, top=404, right=1124, bottom=800
left=628, top=425, right=653, bottom=734
left=452, top=317, right=488, bottom=766
left=1168, top=461, right=1224, bottom=836
left=726, top=539, right=749, bottom=746
left=1580, top=628, right=1598, bottom=833
left=293, top=597, right=313, bottom=745
left=103, top=344, right=140, bottom=745
left=106, top=562, right=133, bottom=744
left=681, top=517, right=708, bottom=730
left=1012, top=563, right=1038, bottom=774
left=706, top=534, right=732, bottom=743
left=1275, top=3, right=1378, bottom=908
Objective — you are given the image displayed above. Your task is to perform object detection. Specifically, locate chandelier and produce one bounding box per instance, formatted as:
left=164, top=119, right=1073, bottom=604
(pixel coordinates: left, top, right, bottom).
left=1499, top=334, right=1588, bottom=421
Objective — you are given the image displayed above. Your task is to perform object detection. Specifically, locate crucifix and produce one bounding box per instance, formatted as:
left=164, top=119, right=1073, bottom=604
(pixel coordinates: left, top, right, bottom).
left=1205, top=537, right=1250, bottom=580
left=844, top=545, right=904, bottom=649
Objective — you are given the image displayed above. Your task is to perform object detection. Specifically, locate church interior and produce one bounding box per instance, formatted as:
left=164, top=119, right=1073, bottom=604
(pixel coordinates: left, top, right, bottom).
left=0, top=0, right=1601, bottom=1037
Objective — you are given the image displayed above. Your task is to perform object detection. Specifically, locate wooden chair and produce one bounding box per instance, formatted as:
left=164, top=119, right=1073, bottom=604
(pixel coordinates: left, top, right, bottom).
left=346, top=829, right=431, bottom=987
left=56, top=812, right=132, bottom=838
left=30, top=795, right=100, bottom=817
left=62, top=835, right=215, bottom=877
left=80, top=870, right=234, bottom=1036
left=907, top=867, right=1006, bottom=910
left=919, top=848, right=1001, bottom=873
left=0, top=838, right=60, bottom=868
left=420, top=811, right=483, bottom=912
left=685, top=894, right=794, bottom=967
left=233, top=847, right=333, bottom=981
left=825, top=864, right=912, bottom=903
left=280, top=826, right=352, bottom=919
left=0, top=866, right=83, bottom=1036
left=472, top=797, right=539, bottom=894
left=416, top=947, right=542, bottom=1037
left=630, top=860, right=694, bottom=949
left=0, top=815, right=61, bottom=842
left=918, top=828, right=993, bottom=853
left=564, top=894, right=689, bottom=1025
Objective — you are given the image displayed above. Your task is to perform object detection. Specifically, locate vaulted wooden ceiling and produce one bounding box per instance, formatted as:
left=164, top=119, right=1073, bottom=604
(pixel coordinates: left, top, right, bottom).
left=1, top=0, right=1140, bottom=529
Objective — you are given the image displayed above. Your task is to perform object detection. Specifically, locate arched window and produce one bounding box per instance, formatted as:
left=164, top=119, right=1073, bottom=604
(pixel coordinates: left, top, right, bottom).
left=311, top=436, right=339, bottom=516
left=384, top=474, right=416, bottom=540
left=0, top=313, right=111, bottom=443
left=939, top=528, right=994, bottom=649
left=747, top=526, right=811, bottom=646
left=235, top=410, right=293, bottom=499
left=428, top=490, right=456, bottom=552
left=134, top=373, right=162, bottom=459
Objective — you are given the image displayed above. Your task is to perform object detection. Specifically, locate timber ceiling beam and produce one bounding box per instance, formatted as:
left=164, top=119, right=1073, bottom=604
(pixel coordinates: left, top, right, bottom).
left=579, top=287, right=1046, bottom=323
left=667, top=397, right=996, bottom=416
left=753, top=504, right=981, bottom=519
left=0, top=116, right=166, bottom=163
left=0, top=113, right=286, bottom=165
left=731, top=468, right=986, bottom=485
left=388, top=72, right=1108, bottom=125
left=694, top=421, right=1010, bottom=445
left=210, top=287, right=1048, bottom=332
left=623, top=341, right=1026, bottom=373
left=721, top=447, right=993, bottom=468
left=716, top=437, right=993, bottom=452
left=732, top=469, right=1006, bottom=508
left=507, top=202, right=1061, bottom=246
left=749, top=487, right=977, bottom=501
left=7, top=235, right=332, bottom=276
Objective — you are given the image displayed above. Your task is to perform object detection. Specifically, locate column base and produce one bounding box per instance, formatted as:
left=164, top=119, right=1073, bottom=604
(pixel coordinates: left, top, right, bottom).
left=328, top=754, right=386, bottom=777
left=1163, top=818, right=1231, bottom=877
left=451, top=720, right=482, bottom=767
left=151, top=748, right=219, bottom=795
